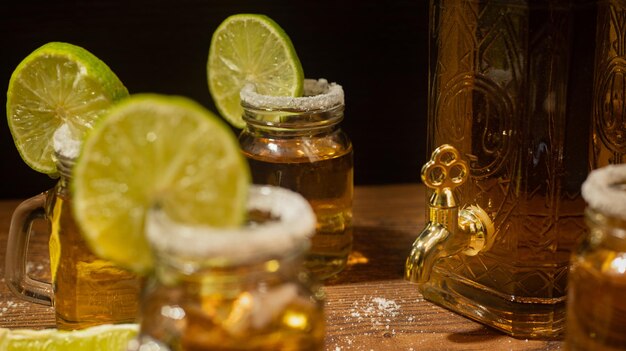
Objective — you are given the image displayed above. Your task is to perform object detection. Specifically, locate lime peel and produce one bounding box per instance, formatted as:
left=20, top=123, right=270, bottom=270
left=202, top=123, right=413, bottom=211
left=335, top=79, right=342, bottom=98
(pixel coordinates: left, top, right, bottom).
left=72, top=94, right=250, bottom=274
left=0, top=323, right=138, bottom=351
left=6, top=41, right=128, bottom=174
left=207, top=14, right=304, bottom=128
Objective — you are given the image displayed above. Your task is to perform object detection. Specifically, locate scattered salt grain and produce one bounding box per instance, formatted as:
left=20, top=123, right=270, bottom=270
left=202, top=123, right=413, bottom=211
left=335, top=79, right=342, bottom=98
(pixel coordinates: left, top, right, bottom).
left=26, top=262, right=45, bottom=273
left=330, top=294, right=423, bottom=350
left=348, top=296, right=401, bottom=327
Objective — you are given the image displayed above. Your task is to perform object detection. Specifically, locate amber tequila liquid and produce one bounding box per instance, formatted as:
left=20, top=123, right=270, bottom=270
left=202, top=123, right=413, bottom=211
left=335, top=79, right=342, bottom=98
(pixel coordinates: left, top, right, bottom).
left=417, top=0, right=597, bottom=338
left=243, top=148, right=353, bottom=280
left=566, top=250, right=626, bottom=350
left=133, top=185, right=325, bottom=350
left=239, top=79, right=353, bottom=280
left=5, top=155, right=141, bottom=329
left=49, top=185, right=140, bottom=328
left=139, top=261, right=325, bottom=351
left=565, top=168, right=626, bottom=351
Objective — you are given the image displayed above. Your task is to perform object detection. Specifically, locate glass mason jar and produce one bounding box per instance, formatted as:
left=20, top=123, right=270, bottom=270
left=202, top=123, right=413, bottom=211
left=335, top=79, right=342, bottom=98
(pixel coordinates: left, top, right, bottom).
left=591, top=0, right=626, bottom=168
left=238, top=79, right=354, bottom=281
left=131, top=185, right=325, bottom=351
left=405, top=0, right=597, bottom=338
left=5, top=153, right=141, bottom=329
left=565, top=164, right=626, bottom=350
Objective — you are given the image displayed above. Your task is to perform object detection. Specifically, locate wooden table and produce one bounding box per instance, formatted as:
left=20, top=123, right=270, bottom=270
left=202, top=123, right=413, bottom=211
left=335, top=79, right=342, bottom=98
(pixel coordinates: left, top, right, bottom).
left=0, top=184, right=563, bottom=350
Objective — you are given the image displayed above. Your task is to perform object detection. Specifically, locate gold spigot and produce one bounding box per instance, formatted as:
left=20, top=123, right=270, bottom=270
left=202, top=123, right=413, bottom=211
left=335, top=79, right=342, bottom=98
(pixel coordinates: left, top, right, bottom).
left=405, top=145, right=494, bottom=284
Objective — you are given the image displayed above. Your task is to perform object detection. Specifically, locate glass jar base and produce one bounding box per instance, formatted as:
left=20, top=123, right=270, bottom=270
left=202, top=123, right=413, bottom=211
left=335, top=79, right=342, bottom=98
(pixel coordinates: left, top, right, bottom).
left=55, top=314, right=137, bottom=331
left=304, top=252, right=349, bottom=281
left=419, top=274, right=565, bottom=339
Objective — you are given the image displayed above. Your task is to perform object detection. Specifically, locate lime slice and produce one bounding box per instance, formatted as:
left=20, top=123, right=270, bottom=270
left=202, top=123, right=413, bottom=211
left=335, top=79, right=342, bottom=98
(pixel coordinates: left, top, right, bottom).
left=6, top=41, right=129, bottom=175
left=207, top=14, right=304, bottom=128
left=0, top=323, right=138, bottom=351
left=72, top=94, right=250, bottom=274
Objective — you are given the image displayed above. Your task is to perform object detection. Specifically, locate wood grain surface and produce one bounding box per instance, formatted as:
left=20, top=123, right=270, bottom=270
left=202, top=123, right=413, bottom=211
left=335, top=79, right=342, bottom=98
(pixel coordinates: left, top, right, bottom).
left=0, top=184, right=564, bottom=350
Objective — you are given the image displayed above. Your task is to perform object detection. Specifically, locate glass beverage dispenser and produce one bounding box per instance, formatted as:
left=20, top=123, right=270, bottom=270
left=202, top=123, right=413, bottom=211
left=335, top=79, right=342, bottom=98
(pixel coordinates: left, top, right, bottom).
left=405, top=0, right=597, bottom=338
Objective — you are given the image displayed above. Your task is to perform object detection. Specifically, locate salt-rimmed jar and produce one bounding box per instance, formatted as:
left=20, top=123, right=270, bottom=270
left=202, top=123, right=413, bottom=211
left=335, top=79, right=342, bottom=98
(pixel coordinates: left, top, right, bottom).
left=5, top=126, right=141, bottom=329
left=238, top=78, right=353, bottom=281
left=130, top=185, right=325, bottom=350
left=565, top=164, right=626, bottom=350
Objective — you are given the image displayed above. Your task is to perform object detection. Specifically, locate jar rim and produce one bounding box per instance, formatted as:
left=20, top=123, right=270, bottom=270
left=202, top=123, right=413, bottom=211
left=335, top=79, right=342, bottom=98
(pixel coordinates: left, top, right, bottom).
left=582, top=164, right=626, bottom=221
left=53, top=123, right=82, bottom=160
left=240, top=78, right=344, bottom=112
left=145, top=185, right=316, bottom=263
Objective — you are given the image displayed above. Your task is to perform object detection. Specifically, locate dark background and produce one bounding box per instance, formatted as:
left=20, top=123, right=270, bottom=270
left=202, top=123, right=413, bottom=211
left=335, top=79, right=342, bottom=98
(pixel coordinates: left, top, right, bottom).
left=0, top=0, right=430, bottom=199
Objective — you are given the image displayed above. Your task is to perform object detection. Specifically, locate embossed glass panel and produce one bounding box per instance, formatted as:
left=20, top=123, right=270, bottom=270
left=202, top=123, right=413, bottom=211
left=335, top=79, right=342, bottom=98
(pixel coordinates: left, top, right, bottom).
left=593, top=0, right=626, bottom=166
left=422, top=0, right=595, bottom=338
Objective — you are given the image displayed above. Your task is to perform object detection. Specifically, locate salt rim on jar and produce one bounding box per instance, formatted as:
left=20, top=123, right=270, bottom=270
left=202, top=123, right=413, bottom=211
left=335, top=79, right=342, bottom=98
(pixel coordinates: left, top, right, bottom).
left=53, top=123, right=81, bottom=160
left=240, top=78, right=344, bottom=111
left=145, top=185, right=316, bottom=264
left=581, top=164, right=626, bottom=221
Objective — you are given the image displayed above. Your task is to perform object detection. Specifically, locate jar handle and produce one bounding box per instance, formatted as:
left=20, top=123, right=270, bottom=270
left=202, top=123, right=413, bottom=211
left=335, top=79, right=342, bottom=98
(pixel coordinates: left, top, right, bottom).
left=5, top=192, right=54, bottom=306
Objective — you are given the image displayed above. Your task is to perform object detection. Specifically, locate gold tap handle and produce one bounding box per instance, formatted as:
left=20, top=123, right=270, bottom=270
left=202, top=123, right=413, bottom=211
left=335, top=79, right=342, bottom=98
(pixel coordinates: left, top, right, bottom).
left=421, top=144, right=468, bottom=191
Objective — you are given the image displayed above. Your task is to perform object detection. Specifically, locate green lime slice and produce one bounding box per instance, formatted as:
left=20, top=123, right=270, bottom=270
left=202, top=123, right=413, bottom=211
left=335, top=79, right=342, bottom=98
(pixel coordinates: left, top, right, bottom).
left=6, top=42, right=129, bottom=174
left=207, top=14, right=304, bottom=128
left=0, top=324, right=138, bottom=351
left=72, top=94, right=250, bottom=274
